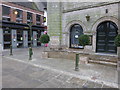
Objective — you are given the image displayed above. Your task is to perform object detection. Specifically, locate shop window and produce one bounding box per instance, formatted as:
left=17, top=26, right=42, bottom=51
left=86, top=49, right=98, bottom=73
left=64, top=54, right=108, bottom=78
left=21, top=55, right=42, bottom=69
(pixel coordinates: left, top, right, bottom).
left=27, top=12, right=32, bottom=24
left=3, top=29, right=11, bottom=42
left=2, top=5, right=10, bottom=21
left=2, top=5, right=10, bottom=16
left=17, top=30, right=23, bottom=48
left=16, top=9, right=23, bottom=23
left=2, top=17, right=10, bottom=21
left=36, top=14, right=41, bottom=25
left=17, top=30, right=23, bottom=41
left=37, top=30, right=41, bottom=46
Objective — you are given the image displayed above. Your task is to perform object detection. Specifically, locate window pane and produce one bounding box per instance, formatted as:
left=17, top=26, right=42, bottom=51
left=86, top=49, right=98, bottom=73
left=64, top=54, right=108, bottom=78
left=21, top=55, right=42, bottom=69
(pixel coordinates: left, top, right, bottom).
left=2, top=5, right=10, bottom=16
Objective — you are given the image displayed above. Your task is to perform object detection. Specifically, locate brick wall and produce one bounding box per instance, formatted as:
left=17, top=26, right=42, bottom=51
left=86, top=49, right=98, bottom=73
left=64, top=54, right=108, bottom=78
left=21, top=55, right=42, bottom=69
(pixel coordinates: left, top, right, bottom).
left=10, top=8, right=16, bottom=22
left=23, top=11, right=27, bottom=23
left=2, top=2, right=44, bottom=25
left=32, top=14, right=36, bottom=25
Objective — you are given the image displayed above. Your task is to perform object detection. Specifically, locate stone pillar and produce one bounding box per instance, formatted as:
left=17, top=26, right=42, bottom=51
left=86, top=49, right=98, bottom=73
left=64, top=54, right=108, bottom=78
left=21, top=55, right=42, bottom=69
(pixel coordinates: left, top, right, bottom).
left=0, top=28, right=3, bottom=50
left=23, top=31, right=28, bottom=48
left=33, top=31, right=37, bottom=47
left=118, top=3, right=120, bottom=89
left=47, top=2, right=62, bottom=49
left=0, top=28, right=2, bottom=89
left=11, top=30, right=17, bottom=48
left=41, top=31, right=44, bottom=46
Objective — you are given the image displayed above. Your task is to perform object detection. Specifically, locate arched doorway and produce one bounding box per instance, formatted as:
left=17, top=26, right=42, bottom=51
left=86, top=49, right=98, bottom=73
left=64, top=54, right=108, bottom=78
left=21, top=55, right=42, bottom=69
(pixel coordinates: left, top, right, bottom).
left=96, top=21, right=118, bottom=54
left=70, top=24, right=83, bottom=48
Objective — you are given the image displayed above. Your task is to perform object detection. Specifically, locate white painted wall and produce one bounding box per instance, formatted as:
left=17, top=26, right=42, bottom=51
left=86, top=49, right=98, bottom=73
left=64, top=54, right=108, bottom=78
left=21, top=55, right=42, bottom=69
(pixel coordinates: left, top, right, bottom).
left=44, top=10, right=47, bottom=26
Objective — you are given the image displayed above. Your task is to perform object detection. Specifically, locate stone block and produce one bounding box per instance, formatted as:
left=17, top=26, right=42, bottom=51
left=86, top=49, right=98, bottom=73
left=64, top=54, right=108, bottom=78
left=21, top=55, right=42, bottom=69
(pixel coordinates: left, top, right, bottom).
left=68, top=52, right=75, bottom=60
left=79, top=56, right=89, bottom=64
left=117, top=61, right=120, bottom=70
left=48, top=51, right=60, bottom=59
left=42, top=52, right=48, bottom=59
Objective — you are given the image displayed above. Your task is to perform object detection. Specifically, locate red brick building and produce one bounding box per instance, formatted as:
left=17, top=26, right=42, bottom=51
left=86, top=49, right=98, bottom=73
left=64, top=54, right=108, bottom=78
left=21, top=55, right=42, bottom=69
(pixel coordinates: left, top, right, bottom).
left=0, top=2, right=46, bottom=49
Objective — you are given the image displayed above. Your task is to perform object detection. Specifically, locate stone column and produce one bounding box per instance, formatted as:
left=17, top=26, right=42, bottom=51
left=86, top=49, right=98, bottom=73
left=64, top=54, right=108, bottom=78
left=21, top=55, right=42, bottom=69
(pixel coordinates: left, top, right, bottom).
left=11, top=29, right=17, bottom=48
left=47, top=2, right=62, bottom=49
left=118, top=3, right=120, bottom=88
left=118, top=47, right=120, bottom=89
left=23, top=31, right=28, bottom=48
left=33, top=31, right=37, bottom=47
left=0, top=28, right=2, bottom=90
left=0, top=28, right=3, bottom=50
left=41, top=31, right=44, bottom=46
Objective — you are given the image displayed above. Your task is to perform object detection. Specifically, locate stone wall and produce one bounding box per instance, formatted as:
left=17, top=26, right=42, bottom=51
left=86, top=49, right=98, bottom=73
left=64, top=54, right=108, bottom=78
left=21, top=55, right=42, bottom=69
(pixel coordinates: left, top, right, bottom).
left=62, top=2, right=119, bottom=53
left=63, top=2, right=104, bottom=11
left=62, top=2, right=119, bottom=12
left=47, top=2, right=120, bottom=55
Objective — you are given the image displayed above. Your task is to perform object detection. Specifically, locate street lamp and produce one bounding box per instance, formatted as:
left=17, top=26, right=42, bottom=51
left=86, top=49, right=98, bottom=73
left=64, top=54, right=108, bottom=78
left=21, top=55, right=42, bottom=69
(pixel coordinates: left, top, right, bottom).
left=10, top=10, right=18, bottom=55
left=86, top=14, right=90, bottom=21
left=28, top=17, right=33, bottom=60
left=13, top=10, right=18, bottom=15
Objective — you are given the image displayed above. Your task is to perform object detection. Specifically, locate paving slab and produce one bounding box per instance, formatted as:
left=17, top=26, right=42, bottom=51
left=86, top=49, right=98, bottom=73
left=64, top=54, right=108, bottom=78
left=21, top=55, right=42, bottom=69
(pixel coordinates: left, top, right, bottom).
left=2, top=47, right=119, bottom=88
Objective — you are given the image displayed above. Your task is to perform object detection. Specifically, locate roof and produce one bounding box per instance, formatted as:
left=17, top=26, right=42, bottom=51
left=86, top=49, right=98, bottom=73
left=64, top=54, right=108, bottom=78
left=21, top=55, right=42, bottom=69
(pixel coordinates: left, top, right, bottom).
left=35, top=2, right=47, bottom=11
left=11, top=2, right=40, bottom=11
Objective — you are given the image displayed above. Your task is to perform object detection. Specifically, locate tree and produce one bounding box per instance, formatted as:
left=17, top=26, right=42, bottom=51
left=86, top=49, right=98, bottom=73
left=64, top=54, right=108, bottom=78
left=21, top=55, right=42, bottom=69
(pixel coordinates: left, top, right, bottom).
left=115, top=34, right=120, bottom=47
left=78, top=35, right=90, bottom=47
left=39, top=34, right=50, bottom=51
left=40, top=34, right=50, bottom=44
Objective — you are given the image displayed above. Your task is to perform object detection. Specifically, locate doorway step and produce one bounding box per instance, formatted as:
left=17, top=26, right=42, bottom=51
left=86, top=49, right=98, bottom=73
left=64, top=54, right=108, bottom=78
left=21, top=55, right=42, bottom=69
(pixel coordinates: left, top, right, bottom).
left=88, top=54, right=118, bottom=67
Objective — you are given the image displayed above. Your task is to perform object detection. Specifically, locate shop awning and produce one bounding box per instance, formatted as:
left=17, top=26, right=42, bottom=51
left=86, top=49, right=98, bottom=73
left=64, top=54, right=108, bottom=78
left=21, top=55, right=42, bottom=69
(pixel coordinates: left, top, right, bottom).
left=1, top=21, right=45, bottom=31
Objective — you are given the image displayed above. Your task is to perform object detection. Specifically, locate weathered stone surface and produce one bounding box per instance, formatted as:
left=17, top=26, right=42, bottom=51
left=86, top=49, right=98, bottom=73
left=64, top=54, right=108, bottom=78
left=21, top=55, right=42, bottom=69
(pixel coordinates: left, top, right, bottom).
left=42, top=52, right=48, bottom=59
left=79, top=56, right=88, bottom=64
left=47, top=2, right=119, bottom=57
left=118, top=47, right=120, bottom=60
left=2, top=48, right=118, bottom=88
left=48, top=51, right=76, bottom=60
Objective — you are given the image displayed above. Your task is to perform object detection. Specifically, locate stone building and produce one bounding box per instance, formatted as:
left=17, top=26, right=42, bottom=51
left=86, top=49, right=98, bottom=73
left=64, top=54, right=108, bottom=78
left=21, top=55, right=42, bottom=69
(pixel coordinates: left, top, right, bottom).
left=47, top=2, right=120, bottom=65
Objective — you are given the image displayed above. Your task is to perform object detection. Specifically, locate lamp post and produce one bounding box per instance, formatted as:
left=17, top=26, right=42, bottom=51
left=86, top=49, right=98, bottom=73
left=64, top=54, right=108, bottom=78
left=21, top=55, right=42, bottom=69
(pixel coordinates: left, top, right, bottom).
left=10, top=30, right=13, bottom=55
left=29, top=17, right=33, bottom=60
left=10, top=10, right=18, bottom=55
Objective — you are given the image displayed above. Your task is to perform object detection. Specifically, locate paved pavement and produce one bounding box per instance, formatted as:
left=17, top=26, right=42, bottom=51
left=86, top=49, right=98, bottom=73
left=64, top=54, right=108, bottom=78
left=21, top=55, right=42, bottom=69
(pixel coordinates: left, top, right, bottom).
left=2, top=47, right=119, bottom=88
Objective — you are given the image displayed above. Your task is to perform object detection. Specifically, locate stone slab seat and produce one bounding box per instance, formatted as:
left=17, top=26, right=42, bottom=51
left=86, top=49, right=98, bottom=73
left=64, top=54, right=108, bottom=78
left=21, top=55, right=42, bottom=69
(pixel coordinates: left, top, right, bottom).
left=42, top=50, right=118, bottom=66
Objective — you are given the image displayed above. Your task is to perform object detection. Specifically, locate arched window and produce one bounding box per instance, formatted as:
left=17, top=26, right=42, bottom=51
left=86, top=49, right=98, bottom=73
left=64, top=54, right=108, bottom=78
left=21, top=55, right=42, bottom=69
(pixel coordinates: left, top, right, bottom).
left=70, top=24, right=83, bottom=48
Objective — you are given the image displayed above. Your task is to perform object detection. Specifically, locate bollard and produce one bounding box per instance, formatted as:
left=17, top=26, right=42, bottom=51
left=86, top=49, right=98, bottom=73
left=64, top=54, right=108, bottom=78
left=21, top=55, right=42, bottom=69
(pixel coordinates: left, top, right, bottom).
left=75, top=53, right=79, bottom=71
left=10, top=45, right=13, bottom=55
left=29, top=47, right=33, bottom=60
